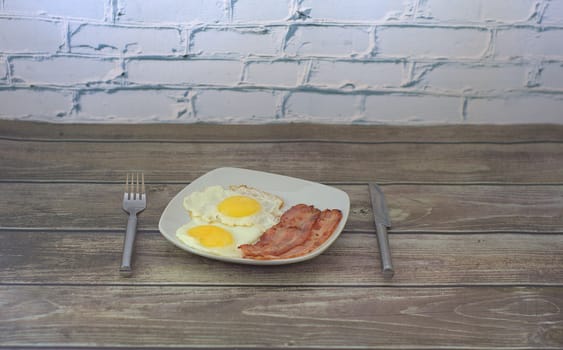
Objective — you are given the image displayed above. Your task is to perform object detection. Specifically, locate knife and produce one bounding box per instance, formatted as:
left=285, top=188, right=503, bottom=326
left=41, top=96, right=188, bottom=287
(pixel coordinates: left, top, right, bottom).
left=368, top=183, right=394, bottom=278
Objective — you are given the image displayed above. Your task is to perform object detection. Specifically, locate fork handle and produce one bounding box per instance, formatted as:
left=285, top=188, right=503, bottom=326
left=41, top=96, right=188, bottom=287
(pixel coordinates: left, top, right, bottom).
left=120, top=213, right=138, bottom=276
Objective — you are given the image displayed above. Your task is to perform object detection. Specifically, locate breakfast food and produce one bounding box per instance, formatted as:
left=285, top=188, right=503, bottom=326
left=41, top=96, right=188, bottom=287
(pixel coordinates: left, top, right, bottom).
left=177, top=184, right=343, bottom=260
left=176, top=218, right=263, bottom=258
left=177, top=185, right=284, bottom=258
left=183, top=185, right=283, bottom=229
left=239, top=204, right=343, bottom=260
left=276, top=208, right=343, bottom=259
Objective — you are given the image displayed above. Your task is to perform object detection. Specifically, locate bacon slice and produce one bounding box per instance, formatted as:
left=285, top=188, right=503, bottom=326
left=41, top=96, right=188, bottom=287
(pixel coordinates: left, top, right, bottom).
left=277, top=209, right=342, bottom=259
left=239, top=204, right=343, bottom=260
left=239, top=204, right=320, bottom=259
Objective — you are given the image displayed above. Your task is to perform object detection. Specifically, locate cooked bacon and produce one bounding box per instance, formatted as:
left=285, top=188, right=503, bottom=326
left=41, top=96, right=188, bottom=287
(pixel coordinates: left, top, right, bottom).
left=239, top=204, right=320, bottom=259
left=277, top=209, right=343, bottom=259
left=239, top=204, right=343, bottom=260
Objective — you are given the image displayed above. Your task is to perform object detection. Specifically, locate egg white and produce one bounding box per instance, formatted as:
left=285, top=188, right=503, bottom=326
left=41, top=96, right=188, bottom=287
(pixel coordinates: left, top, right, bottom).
left=176, top=218, right=263, bottom=258
left=183, top=185, right=283, bottom=230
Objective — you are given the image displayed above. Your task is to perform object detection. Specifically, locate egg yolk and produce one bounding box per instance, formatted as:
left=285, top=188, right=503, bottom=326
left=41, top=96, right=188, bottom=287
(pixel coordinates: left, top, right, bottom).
left=217, top=195, right=261, bottom=218
left=187, top=225, right=234, bottom=247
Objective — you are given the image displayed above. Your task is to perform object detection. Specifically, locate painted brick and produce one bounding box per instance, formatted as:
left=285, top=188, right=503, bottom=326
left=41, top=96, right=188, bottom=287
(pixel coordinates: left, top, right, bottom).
left=70, top=24, right=183, bottom=56
left=540, top=62, right=563, bottom=89
left=233, top=0, right=290, bottom=22
left=194, top=90, right=278, bottom=119
left=301, top=0, right=408, bottom=21
left=11, top=57, right=120, bottom=85
left=364, top=95, right=461, bottom=122
left=421, top=0, right=537, bottom=22
left=0, top=18, right=63, bottom=53
left=495, top=28, right=563, bottom=58
left=542, top=0, right=563, bottom=24
left=308, top=61, right=403, bottom=88
left=118, top=0, right=226, bottom=23
left=3, top=0, right=105, bottom=20
left=245, top=61, right=304, bottom=86
left=127, top=59, right=241, bottom=85
left=416, top=63, right=527, bottom=92
left=0, top=58, right=7, bottom=83
left=285, top=26, right=371, bottom=57
left=466, top=96, right=563, bottom=123
left=0, top=89, right=71, bottom=118
left=377, top=26, right=489, bottom=58
left=0, top=0, right=562, bottom=125
left=191, top=27, right=284, bottom=57
left=285, top=92, right=359, bottom=120
left=79, top=90, right=188, bottom=120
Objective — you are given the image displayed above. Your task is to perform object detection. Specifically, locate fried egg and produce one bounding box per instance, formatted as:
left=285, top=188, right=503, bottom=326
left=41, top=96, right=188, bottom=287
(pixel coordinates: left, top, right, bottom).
left=183, top=185, right=283, bottom=230
left=176, top=218, right=263, bottom=258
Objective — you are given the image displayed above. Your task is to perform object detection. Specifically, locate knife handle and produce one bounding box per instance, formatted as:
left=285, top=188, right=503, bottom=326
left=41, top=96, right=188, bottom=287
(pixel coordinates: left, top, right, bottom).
left=376, top=223, right=394, bottom=278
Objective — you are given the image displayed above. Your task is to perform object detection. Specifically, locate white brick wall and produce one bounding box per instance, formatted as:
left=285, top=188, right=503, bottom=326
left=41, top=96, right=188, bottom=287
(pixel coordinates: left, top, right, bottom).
left=467, top=96, right=563, bottom=123
left=416, top=63, right=528, bottom=92
left=232, top=0, right=290, bottom=22
left=79, top=89, right=188, bottom=121
left=191, top=27, right=285, bottom=57
left=194, top=90, right=280, bottom=120
left=0, top=0, right=562, bottom=124
left=284, top=26, right=372, bottom=57
left=0, top=18, right=63, bottom=53
left=422, top=0, right=538, bottom=22
left=3, top=0, right=106, bottom=20
left=117, top=0, right=227, bottom=24
left=363, top=95, right=461, bottom=123
left=11, top=56, right=121, bottom=85
left=245, top=60, right=305, bottom=86
left=0, top=57, right=7, bottom=83
left=69, top=23, right=183, bottom=56
left=308, top=60, right=403, bottom=88
left=543, top=0, right=563, bottom=24
left=540, top=62, right=563, bottom=89
left=377, top=27, right=490, bottom=59
left=127, top=59, right=241, bottom=85
left=300, top=0, right=407, bottom=22
left=0, top=89, right=72, bottom=118
left=495, top=28, right=563, bottom=58
left=285, top=92, right=360, bottom=121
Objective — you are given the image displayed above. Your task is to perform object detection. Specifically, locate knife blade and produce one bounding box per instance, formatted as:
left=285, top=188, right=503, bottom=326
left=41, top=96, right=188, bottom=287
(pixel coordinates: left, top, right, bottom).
left=368, top=183, right=394, bottom=278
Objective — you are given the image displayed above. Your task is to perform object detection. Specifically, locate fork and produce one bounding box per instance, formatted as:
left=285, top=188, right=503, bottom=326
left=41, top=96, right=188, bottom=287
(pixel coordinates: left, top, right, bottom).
left=120, top=172, right=146, bottom=276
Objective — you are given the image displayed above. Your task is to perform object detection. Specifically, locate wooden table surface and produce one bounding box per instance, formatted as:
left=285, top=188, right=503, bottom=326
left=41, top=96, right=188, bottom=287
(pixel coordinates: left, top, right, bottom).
left=1, top=120, right=563, bottom=349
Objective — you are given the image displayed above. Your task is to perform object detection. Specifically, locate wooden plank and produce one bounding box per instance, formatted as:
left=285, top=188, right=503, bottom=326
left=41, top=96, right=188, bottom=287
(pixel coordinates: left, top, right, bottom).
left=2, top=119, right=563, bottom=142
left=1, top=285, right=562, bottom=348
left=2, top=231, right=562, bottom=285
left=1, top=139, right=563, bottom=183
left=2, top=183, right=562, bottom=233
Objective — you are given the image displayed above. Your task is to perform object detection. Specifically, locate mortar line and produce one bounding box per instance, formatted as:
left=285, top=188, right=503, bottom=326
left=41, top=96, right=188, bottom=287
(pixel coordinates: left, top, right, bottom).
left=5, top=55, right=12, bottom=85
left=1, top=12, right=563, bottom=30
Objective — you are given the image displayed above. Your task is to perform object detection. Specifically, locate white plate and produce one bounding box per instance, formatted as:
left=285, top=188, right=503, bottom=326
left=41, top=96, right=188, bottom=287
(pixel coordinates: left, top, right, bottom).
left=158, top=167, right=350, bottom=265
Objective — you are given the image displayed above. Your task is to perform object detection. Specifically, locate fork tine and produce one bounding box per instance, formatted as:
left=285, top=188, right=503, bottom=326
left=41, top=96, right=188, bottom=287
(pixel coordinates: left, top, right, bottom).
left=134, top=173, right=138, bottom=199
left=125, top=173, right=130, bottom=199
left=124, top=172, right=146, bottom=200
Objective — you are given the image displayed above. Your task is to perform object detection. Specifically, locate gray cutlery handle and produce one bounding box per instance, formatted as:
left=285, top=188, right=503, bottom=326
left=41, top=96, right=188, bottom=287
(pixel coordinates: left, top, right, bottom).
left=376, top=223, right=394, bottom=278
left=120, top=214, right=138, bottom=276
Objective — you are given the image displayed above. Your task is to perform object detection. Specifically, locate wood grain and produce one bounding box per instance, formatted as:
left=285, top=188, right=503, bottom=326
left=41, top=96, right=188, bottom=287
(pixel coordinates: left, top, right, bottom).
left=1, top=183, right=562, bottom=233
left=2, top=231, right=562, bottom=286
left=2, top=121, right=563, bottom=350
left=2, top=119, right=563, bottom=142
left=1, top=139, right=563, bottom=183
left=1, top=285, right=562, bottom=348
